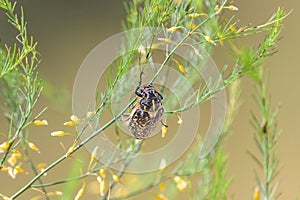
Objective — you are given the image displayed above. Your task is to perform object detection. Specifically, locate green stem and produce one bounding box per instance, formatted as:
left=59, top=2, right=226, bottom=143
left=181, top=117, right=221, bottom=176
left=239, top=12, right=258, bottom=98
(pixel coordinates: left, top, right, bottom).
left=264, top=134, right=270, bottom=199
left=10, top=98, right=136, bottom=199
left=149, top=0, right=226, bottom=84
left=10, top=1, right=229, bottom=198
left=33, top=173, right=90, bottom=188
left=23, top=142, right=49, bottom=200
left=0, top=114, right=29, bottom=166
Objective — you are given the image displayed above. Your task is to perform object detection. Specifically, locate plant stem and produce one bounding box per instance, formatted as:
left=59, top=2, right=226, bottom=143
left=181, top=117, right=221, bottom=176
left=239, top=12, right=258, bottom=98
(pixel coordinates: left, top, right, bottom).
left=22, top=142, right=49, bottom=200
left=149, top=0, right=227, bottom=84
left=264, top=134, right=270, bottom=199
left=11, top=98, right=136, bottom=199
left=11, top=4, right=230, bottom=197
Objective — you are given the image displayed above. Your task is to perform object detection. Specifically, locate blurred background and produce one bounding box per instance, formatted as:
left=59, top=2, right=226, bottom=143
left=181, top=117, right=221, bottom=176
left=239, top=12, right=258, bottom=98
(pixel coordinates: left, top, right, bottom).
left=0, top=0, right=299, bottom=199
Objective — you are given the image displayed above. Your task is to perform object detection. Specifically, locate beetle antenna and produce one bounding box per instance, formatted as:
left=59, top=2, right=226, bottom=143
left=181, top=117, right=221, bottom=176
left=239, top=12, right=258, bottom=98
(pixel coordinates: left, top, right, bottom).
left=137, top=71, right=144, bottom=88
left=135, top=71, right=144, bottom=97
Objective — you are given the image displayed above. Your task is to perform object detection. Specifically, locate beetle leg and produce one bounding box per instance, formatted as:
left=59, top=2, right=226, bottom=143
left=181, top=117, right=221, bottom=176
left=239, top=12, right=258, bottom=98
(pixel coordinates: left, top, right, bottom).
left=135, top=90, right=143, bottom=97
left=130, top=103, right=136, bottom=109
left=161, top=120, right=168, bottom=128
left=157, top=91, right=163, bottom=100
left=135, top=71, right=144, bottom=97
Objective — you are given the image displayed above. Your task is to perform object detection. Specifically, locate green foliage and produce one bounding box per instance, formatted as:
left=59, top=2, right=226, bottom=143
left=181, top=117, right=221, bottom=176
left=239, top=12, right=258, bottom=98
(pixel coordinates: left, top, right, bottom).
left=0, top=0, right=43, bottom=165
left=248, top=71, right=281, bottom=200
left=0, top=0, right=48, bottom=199
left=199, top=149, right=232, bottom=200
left=0, top=0, right=288, bottom=199
left=236, top=8, right=288, bottom=81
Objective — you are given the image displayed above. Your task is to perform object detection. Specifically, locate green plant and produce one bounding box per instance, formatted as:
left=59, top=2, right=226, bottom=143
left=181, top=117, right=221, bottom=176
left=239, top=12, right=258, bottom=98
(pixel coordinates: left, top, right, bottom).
left=249, top=69, right=282, bottom=200
left=0, top=0, right=288, bottom=199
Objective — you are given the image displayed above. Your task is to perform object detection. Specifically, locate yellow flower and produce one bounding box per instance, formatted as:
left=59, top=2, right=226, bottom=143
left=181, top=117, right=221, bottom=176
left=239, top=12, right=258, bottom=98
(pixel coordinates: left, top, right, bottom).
left=217, top=32, right=224, bottom=45
left=173, top=176, right=188, bottom=191
left=188, top=13, right=201, bottom=18
left=0, top=165, right=8, bottom=172
left=173, top=59, right=188, bottom=75
left=8, top=155, right=18, bottom=166
left=91, top=146, right=98, bottom=160
left=33, top=119, right=48, bottom=126
left=228, top=5, right=238, bottom=11
left=138, top=45, right=146, bottom=55
left=179, top=65, right=188, bottom=75
left=154, top=194, right=168, bottom=200
left=6, top=167, right=13, bottom=178
left=15, top=165, right=26, bottom=174
left=157, top=38, right=172, bottom=44
left=138, top=46, right=147, bottom=63
left=37, top=163, right=46, bottom=170
left=230, top=24, right=238, bottom=33
left=204, top=35, right=216, bottom=45
left=66, top=144, right=76, bottom=157
left=0, top=141, right=11, bottom=153
left=8, top=165, right=27, bottom=179
left=99, top=179, right=107, bottom=196
left=99, top=168, right=106, bottom=178
left=51, top=131, right=66, bottom=137
left=71, top=115, right=81, bottom=124
left=37, top=163, right=47, bottom=176
left=53, top=191, right=63, bottom=196
left=97, top=176, right=102, bottom=183
left=192, top=48, right=202, bottom=59
left=45, top=191, right=63, bottom=198
left=151, top=43, right=160, bottom=50
left=159, top=158, right=167, bottom=171
left=214, top=5, right=220, bottom=12
left=86, top=111, right=96, bottom=119
left=0, top=193, right=11, bottom=200
left=253, top=186, right=260, bottom=200
left=161, top=126, right=168, bottom=138
left=88, top=146, right=98, bottom=170
left=74, top=181, right=86, bottom=200
left=187, top=22, right=196, bottom=30
left=167, top=26, right=184, bottom=33
left=112, top=175, right=121, bottom=184
left=153, top=5, right=162, bottom=11
left=28, top=142, right=40, bottom=153
left=159, top=183, right=165, bottom=191
left=177, top=115, right=183, bottom=124
left=11, top=149, right=22, bottom=158
left=63, top=121, right=75, bottom=127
